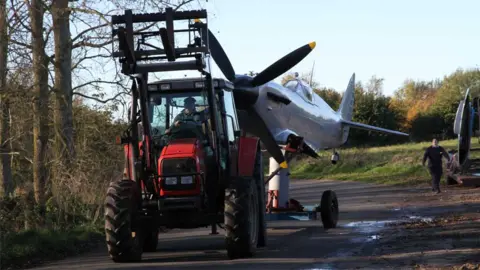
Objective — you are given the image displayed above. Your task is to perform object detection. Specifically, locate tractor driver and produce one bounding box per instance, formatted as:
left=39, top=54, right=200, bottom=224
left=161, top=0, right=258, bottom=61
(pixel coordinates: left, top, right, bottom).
left=165, top=96, right=209, bottom=134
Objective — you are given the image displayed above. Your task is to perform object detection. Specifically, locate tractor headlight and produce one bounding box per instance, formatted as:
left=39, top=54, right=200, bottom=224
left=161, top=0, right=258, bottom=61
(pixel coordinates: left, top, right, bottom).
left=165, top=177, right=177, bottom=185
left=180, top=176, right=193, bottom=184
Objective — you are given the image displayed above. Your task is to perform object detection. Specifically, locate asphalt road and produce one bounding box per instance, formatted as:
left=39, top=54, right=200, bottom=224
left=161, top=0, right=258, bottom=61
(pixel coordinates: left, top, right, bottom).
left=31, top=179, right=425, bottom=270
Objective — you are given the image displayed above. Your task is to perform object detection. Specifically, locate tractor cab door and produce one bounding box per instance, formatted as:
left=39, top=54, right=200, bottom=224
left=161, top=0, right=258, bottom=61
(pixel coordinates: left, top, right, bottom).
left=221, top=89, right=240, bottom=177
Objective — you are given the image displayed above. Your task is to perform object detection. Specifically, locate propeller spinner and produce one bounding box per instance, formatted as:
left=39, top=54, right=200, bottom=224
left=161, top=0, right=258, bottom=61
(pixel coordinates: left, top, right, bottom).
left=199, top=24, right=316, bottom=168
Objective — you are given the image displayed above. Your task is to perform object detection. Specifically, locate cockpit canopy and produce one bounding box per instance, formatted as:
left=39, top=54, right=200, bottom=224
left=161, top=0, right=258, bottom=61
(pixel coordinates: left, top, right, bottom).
left=283, top=78, right=314, bottom=102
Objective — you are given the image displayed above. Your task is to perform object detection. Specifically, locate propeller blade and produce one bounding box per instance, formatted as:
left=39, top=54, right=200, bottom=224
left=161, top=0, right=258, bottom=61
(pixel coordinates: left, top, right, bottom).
left=199, top=26, right=236, bottom=82
left=245, top=108, right=287, bottom=168
left=251, top=42, right=316, bottom=87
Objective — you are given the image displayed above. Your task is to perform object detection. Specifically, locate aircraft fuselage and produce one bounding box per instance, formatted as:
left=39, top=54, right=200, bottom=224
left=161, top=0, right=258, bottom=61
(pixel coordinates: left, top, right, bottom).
left=247, top=80, right=344, bottom=152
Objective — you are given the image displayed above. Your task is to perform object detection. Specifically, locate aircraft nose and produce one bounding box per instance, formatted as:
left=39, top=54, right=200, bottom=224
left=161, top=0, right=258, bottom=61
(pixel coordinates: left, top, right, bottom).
left=233, top=88, right=259, bottom=110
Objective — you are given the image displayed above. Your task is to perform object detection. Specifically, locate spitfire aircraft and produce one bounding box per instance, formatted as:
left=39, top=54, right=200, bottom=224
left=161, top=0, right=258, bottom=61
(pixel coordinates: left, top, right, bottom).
left=200, top=29, right=410, bottom=167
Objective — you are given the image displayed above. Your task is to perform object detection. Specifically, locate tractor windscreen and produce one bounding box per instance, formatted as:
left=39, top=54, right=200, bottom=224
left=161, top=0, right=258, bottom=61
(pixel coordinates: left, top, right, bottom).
left=148, top=91, right=209, bottom=135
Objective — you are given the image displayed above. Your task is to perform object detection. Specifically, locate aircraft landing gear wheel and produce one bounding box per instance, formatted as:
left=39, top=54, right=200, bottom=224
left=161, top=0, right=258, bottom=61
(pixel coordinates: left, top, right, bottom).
left=320, top=190, right=339, bottom=229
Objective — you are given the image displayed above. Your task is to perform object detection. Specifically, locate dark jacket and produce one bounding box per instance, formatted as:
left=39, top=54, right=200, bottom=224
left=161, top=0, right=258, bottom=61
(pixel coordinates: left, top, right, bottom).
left=173, top=109, right=207, bottom=123
left=423, top=146, right=450, bottom=169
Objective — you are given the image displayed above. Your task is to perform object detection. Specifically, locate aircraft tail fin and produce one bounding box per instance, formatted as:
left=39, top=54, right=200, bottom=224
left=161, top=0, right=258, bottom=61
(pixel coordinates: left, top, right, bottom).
left=337, top=73, right=356, bottom=122
left=337, top=73, right=356, bottom=143
left=337, top=73, right=409, bottom=143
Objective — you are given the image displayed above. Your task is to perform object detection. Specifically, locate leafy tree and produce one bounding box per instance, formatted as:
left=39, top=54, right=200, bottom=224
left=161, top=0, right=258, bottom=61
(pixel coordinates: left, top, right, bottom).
left=430, top=68, right=480, bottom=137
left=314, top=88, right=341, bottom=110
left=347, top=77, right=404, bottom=146
left=390, top=79, right=441, bottom=131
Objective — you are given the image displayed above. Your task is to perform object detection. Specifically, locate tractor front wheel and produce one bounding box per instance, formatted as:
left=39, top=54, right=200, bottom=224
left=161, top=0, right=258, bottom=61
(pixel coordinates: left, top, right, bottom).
left=143, top=228, right=159, bottom=252
left=320, top=190, right=339, bottom=229
left=104, top=179, right=143, bottom=262
left=224, top=177, right=259, bottom=259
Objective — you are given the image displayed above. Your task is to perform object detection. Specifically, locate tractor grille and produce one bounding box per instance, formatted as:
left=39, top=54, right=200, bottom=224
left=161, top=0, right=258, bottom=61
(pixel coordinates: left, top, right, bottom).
left=161, top=158, right=198, bottom=191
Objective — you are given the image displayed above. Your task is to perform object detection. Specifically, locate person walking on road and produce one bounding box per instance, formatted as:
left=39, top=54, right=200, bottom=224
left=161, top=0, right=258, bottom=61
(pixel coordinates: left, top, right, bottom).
left=422, top=138, right=451, bottom=193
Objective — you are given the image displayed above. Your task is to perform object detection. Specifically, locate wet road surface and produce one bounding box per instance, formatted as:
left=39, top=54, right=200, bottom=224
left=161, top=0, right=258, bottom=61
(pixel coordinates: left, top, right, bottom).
left=30, top=179, right=427, bottom=270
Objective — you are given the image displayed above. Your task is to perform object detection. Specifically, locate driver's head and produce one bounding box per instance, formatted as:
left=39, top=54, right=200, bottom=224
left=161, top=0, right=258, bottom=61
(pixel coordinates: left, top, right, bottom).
left=184, top=97, right=196, bottom=113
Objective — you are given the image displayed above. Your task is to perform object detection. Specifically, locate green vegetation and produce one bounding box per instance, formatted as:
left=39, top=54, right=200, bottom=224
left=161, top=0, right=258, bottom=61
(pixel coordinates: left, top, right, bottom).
left=289, top=139, right=472, bottom=186
left=1, top=225, right=104, bottom=269
left=0, top=102, right=124, bottom=270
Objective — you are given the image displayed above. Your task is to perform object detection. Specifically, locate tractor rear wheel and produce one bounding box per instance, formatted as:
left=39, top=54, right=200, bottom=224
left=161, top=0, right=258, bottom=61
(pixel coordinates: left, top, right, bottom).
left=320, top=190, right=339, bottom=229
left=104, top=179, right=143, bottom=262
left=224, top=177, right=259, bottom=259
left=254, top=148, right=267, bottom=248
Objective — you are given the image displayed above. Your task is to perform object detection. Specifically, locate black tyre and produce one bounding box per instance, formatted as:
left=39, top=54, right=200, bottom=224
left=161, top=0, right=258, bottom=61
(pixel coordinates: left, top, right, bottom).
left=104, top=179, right=143, bottom=262
left=143, top=228, right=159, bottom=252
left=254, top=147, right=267, bottom=248
left=320, top=190, right=339, bottom=229
left=224, top=177, right=259, bottom=259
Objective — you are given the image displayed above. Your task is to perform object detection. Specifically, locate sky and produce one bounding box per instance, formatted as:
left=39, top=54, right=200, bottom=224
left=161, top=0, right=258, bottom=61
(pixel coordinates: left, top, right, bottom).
left=83, top=0, right=480, bottom=119
left=193, top=0, right=480, bottom=96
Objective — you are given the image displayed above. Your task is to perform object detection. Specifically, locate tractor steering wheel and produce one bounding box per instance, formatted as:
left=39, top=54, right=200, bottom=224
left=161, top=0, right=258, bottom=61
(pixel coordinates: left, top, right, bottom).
left=165, top=118, right=206, bottom=141
left=168, top=118, right=199, bottom=133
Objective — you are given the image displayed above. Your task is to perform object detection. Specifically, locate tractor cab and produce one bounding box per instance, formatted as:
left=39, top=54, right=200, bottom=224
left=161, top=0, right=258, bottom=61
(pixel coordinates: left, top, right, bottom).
left=147, top=88, right=210, bottom=148
left=146, top=77, right=238, bottom=203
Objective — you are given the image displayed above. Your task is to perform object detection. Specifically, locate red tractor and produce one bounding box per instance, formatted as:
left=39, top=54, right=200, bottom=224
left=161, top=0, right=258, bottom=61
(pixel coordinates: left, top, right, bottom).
left=105, top=9, right=267, bottom=261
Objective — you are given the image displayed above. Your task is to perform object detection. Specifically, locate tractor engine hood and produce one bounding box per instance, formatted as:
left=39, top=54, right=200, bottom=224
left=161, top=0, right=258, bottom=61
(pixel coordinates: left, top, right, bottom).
left=163, top=138, right=197, bottom=156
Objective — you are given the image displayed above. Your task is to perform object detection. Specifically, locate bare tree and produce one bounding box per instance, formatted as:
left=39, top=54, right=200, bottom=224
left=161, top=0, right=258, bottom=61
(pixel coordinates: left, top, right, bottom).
left=30, top=0, right=50, bottom=223
left=52, top=0, right=74, bottom=168
left=0, top=0, right=13, bottom=197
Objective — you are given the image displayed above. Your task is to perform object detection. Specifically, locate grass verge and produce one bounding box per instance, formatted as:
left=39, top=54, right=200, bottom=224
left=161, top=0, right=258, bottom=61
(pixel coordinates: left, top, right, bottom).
left=1, top=225, right=104, bottom=270
left=288, top=139, right=474, bottom=186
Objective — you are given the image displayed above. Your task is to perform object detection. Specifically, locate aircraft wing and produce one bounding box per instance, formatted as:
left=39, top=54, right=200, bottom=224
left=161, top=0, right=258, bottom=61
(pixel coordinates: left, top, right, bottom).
left=340, top=120, right=409, bottom=136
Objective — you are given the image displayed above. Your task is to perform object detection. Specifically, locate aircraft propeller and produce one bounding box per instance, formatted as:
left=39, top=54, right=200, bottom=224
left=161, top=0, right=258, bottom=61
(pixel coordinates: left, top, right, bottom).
left=199, top=24, right=315, bottom=168
left=204, top=27, right=316, bottom=87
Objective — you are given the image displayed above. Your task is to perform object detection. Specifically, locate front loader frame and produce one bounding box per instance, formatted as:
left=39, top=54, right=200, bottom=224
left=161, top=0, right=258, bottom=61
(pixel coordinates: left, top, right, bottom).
left=111, top=8, right=225, bottom=200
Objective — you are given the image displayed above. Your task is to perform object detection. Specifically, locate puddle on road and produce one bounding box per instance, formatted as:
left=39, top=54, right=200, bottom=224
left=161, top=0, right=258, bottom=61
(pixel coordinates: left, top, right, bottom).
left=301, top=268, right=333, bottom=270
left=343, top=220, right=397, bottom=232
left=350, top=234, right=381, bottom=243
left=342, top=215, right=432, bottom=244
left=405, top=215, right=433, bottom=222
left=299, top=262, right=336, bottom=270
left=300, top=215, right=434, bottom=270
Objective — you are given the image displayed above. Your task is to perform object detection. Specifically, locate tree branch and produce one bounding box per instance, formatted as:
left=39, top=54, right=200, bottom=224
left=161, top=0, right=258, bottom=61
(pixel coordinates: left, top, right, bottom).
left=71, top=22, right=108, bottom=44
left=73, top=91, right=129, bottom=104
left=10, top=0, right=31, bottom=32
left=72, top=79, right=127, bottom=92
left=71, top=53, right=110, bottom=71
left=8, top=38, right=32, bottom=50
